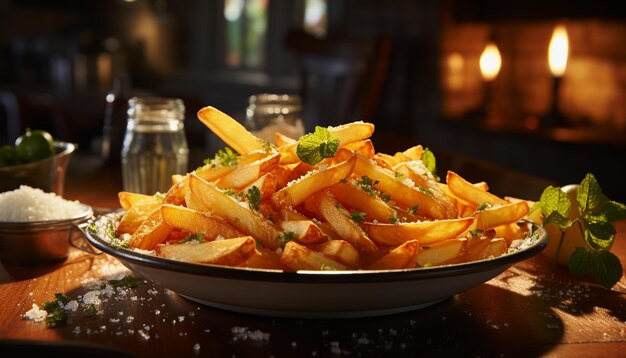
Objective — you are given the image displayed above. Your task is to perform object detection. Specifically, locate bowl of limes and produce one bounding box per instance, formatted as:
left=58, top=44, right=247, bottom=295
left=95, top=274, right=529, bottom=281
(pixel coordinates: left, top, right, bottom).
left=0, top=129, right=77, bottom=197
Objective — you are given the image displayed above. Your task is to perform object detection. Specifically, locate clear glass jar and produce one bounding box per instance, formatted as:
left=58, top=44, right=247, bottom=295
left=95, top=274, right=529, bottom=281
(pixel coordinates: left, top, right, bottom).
left=121, top=97, right=189, bottom=195
left=244, top=93, right=305, bottom=143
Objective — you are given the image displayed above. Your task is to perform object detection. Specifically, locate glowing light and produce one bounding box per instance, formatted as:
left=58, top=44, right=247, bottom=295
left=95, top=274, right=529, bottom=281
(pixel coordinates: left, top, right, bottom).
left=479, top=43, right=502, bottom=82
left=549, top=24, right=569, bottom=77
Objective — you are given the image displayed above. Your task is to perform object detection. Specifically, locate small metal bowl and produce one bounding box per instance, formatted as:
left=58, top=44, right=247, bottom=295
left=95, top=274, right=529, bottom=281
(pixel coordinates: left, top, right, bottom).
left=0, top=141, right=77, bottom=197
left=0, top=204, right=93, bottom=265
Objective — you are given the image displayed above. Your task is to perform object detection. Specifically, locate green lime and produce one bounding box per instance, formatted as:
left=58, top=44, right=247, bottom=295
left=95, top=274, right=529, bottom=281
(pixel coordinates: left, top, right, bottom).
left=15, top=129, right=54, bottom=146
left=16, top=132, right=55, bottom=163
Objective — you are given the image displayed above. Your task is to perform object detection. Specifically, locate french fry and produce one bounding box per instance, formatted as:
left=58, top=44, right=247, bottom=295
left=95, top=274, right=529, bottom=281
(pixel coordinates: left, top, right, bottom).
left=118, top=191, right=157, bottom=211
left=217, top=152, right=279, bottom=189
left=402, top=144, right=424, bottom=161
left=197, top=106, right=267, bottom=154
left=189, top=173, right=282, bottom=250
left=474, top=200, right=529, bottom=230
left=156, top=236, right=257, bottom=266
left=116, top=195, right=163, bottom=235
left=353, top=153, right=453, bottom=219
left=446, top=170, right=508, bottom=206
left=416, top=238, right=467, bottom=267
left=275, top=132, right=296, bottom=146
left=280, top=220, right=326, bottom=244
left=280, top=241, right=348, bottom=271
left=327, top=182, right=397, bottom=223
left=363, top=217, right=474, bottom=246
left=127, top=207, right=173, bottom=250
left=163, top=175, right=189, bottom=206
left=454, top=229, right=496, bottom=263
left=394, top=160, right=457, bottom=218
left=270, top=155, right=356, bottom=208
left=241, top=172, right=279, bottom=201
left=367, top=240, right=420, bottom=270
left=160, top=204, right=245, bottom=240
left=240, top=247, right=287, bottom=270
left=306, top=191, right=379, bottom=255
left=311, top=240, right=361, bottom=268
left=481, top=237, right=508, bottom=258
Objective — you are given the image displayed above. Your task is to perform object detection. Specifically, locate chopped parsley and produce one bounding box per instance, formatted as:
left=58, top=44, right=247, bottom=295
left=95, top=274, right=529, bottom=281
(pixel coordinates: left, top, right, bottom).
left=42, top=293, right=70, bottom=327
left=387, top=213, right=399, bottom=224
left=475, top=202, right=492, bottom=212
left=350, top=210, right=367, bottom=223
left=277, top=231, right=298, bottom=246
left=408, top=205, right=419, bottom=215
left=418, top=186, right=433, bottom=196
left=108, top=275, right=139, bottom=288
left=245, top=186, right=262, bottom=211
left=223, top=188, right=236, bottom=196
left=179, top=233, right=207, bottom=244
left=356, top=176, right=380, bottom=196
left=468, top=229, right=485, bottom=238
left=206, top=147, right=239, bottom=168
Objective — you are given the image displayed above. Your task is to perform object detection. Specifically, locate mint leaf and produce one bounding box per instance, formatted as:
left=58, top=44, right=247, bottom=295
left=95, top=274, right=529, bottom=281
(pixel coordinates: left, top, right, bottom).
left=543, top=211, right=572, bottom=231
left=583, top=219, right=615, bottom=250
left=296, top=126, right=340, bottom=165
left=421, top=148, right=438, bottom=179
left=577, top=173, right=606, bottom=212
left=537, top=186, right=571, bottom=219
left=591, top=250, right=623, bottom=289
left=568, top=247, right=591, bottom=276
left=595, top=201, right=626, bottom=223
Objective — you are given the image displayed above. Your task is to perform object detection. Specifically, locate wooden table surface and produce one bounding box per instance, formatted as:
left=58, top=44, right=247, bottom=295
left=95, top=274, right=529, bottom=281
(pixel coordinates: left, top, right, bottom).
left=1, top=149, right=625, bottom=358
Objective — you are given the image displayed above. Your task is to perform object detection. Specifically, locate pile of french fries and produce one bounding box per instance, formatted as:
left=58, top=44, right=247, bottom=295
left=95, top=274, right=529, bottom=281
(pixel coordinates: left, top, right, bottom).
left=113, top=106, right=537, bottom=271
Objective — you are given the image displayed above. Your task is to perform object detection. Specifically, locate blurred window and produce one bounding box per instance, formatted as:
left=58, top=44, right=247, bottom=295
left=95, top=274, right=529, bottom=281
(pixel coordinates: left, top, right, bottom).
left=304, top=0, right=327, bottom=37
left=224, top=0, right=268, bottom=69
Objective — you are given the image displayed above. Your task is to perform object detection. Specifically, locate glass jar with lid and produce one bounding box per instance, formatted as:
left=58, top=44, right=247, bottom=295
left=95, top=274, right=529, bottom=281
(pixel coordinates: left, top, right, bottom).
left=244, top=93, right=305, bottom=143
left=121, top=96, right=189, bottom=195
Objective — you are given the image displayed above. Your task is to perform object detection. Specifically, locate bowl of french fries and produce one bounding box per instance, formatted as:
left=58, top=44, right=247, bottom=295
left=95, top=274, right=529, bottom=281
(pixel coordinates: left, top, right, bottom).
left=84, top=106, right=547, bottom=318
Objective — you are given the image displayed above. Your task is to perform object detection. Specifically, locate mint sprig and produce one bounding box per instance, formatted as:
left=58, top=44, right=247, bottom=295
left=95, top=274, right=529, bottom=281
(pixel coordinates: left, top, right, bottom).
left=532, top=173, right=626, bottom=289
left=296, top=126, right=340, bottom=165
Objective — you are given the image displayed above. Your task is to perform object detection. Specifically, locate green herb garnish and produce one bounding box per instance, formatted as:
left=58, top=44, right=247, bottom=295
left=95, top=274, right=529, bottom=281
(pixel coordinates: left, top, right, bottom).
left=350, top=210, right=367, bottom=223
left=277, top=231, right=298, bottom=246
left=245, top=186, right=262, bottom=211
left=475, top=202, right=492, bottom=212
left=418, top=186, right=433, bottom=196
left=179, top=233, right=207, bottom=244
left=108, top=275, right=139, bottom=288
left=356, top=176, right=380, bottom=196
left=206, top=147, right=239, bottom=168
left=532, top=173, right=626, bottom=289
left=42, top=293, right=71, bottom=327
left=421, top=147, right=438, bottom=180
left=296, top=126, right=340, bottom=165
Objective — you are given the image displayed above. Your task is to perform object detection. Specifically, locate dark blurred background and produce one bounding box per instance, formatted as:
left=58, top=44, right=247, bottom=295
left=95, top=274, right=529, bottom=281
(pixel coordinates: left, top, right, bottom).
left=1, top=0, right=626, bottom=202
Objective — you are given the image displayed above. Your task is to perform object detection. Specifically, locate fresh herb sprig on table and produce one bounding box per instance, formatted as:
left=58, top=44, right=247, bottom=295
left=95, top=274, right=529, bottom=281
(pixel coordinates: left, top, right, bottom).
left=531, top=173, right=626, bottom=289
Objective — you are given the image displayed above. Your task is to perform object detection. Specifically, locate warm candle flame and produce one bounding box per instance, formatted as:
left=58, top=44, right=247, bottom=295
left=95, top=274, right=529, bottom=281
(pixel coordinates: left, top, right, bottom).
left=479, top=43, right=501, bottom=81
left=549, top=24, right=569, bottom=77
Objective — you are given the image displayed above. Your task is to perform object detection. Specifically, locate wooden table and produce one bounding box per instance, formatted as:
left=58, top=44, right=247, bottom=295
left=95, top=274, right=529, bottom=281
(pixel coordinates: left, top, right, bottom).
left=1, top=150, right=625, bottom=357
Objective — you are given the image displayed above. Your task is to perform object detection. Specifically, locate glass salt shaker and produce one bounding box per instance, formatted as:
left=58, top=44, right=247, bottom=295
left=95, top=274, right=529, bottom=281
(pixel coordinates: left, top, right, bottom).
left=244, top=93, right=305, bottom=143
left=121, top=96, right=189, bottom=195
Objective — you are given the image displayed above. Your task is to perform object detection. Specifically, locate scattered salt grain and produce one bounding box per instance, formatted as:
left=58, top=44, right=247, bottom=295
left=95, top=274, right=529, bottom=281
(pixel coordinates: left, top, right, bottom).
left=0, top=185, right=86, bottom=221
left=23, top=303, right=47, bottom=322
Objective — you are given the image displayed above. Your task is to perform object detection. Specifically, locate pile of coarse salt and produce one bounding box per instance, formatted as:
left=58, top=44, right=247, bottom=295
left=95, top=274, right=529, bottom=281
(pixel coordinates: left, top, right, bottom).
left=0, top=185, right=86, bottom=222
